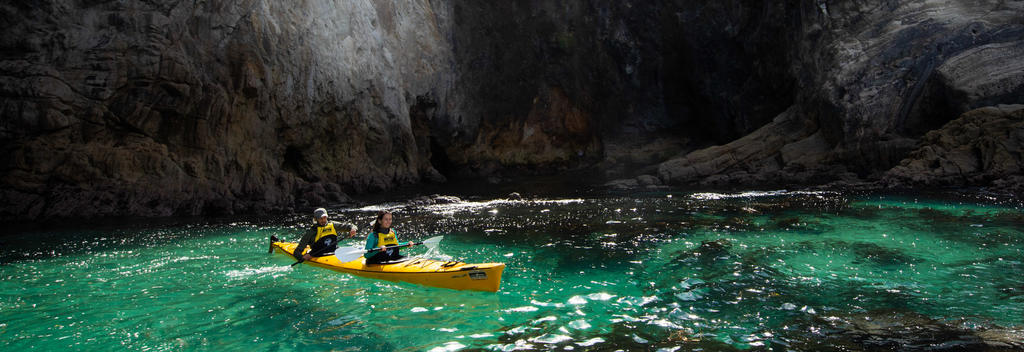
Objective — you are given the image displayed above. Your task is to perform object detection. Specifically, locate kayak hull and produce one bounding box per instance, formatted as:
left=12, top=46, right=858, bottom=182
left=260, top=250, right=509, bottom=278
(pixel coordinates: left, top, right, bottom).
left=272, top=241, right=505, bottom=292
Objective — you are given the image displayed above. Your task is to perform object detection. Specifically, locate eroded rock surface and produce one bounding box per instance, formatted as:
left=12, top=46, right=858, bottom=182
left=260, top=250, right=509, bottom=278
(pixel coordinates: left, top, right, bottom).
left=656, top=0, right=1023, bottom=188
left=2, top=0, right=1023, bottom=219
left=0, top=0, right=455, bottom=219
left=884, top=105, right=1024, bottom=191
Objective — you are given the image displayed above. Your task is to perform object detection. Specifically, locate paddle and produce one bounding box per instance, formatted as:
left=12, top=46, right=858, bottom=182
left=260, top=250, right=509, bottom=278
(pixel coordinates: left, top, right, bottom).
left=268, top=234, right=343, bottom=267
left=334, top=235, right=444, bottom=263
left=290, top=245, right=338, bottom=267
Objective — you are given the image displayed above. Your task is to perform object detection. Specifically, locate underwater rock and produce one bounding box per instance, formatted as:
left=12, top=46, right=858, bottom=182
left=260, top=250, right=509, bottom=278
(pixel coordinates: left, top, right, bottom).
left=698, top=239, right=732, bottom=254
left=849, top=242, right=920, bottom=267
left=789, top=310, right=1024, bottom=351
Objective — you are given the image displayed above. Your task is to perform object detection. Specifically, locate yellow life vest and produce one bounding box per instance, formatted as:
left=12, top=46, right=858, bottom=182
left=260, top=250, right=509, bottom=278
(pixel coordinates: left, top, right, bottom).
left=314, top=223, right=338, bottom=242
left=376, top=229, right=398, bottom=246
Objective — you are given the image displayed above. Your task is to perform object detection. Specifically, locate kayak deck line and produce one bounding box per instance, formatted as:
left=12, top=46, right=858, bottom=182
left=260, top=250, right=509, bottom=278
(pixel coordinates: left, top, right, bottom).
left=270, top=240, right=505, bottom=292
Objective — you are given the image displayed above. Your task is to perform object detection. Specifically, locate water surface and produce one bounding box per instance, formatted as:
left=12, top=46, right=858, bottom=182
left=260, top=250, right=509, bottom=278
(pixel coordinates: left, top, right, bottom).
left=2, top=191, right=1022, bottom=350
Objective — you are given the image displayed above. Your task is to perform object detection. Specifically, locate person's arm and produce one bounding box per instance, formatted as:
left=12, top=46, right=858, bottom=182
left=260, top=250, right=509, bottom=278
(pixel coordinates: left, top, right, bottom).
left=292, top=227, right=315, bottom=260
left=395, top=231, right=413, bottom=247
left=364, top=232, right=378, bottom=258
left=333, top=221, right=358, bottom=238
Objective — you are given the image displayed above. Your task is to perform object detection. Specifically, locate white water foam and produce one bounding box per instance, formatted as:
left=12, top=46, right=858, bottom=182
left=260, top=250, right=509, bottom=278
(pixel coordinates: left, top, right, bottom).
left=689, top=190, right=835, bottom=200
left=224, top=266, right=291, bottom=279
left=347, top=197, right=585, bottom=215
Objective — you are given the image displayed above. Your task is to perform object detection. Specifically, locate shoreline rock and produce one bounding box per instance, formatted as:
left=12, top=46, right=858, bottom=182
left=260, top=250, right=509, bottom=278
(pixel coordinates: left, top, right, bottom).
left=884, top=105, right=1024, bottom=194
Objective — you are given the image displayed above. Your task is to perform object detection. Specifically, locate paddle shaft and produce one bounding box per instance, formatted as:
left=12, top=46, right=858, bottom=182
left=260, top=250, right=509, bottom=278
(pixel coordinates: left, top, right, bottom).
left=365, top=241, right=418, bottom=254
left=290, top=245, right=337, bottom=267
left=293, top=242, right=416, bottom=266
left=334, top=236, right=443, bottom=263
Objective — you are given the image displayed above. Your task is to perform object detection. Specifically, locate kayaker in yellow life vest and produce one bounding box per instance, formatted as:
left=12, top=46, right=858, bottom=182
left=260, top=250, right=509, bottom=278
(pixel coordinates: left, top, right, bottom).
left=292, top=208, right=358, bottom=261
left=364, top=210, right=413, bottom=264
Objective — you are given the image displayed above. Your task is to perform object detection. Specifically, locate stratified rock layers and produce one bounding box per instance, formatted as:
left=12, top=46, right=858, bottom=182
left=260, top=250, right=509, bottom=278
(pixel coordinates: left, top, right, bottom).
left=1, top=0, right=1022, bottom=219
left=1, top=0, right=455, bottom=218
left=657, top=1, right=1024, bottom=188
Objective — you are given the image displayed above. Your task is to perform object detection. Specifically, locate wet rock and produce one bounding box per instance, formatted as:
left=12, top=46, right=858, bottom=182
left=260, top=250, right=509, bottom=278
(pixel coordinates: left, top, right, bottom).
left=431, top=195, right=462, bottom=204
left=407, top=194, right=462, bottom=206
left=506, top=192, right=523, bottom=200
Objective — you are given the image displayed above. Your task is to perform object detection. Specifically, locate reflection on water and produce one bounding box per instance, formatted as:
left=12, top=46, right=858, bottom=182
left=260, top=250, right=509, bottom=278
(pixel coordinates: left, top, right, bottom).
left=1, top=191, right=1022, bottom=351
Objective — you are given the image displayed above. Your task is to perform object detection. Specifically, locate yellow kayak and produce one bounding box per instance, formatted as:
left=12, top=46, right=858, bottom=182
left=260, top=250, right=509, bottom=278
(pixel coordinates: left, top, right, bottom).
left=271, top=241, right=505, bottom=292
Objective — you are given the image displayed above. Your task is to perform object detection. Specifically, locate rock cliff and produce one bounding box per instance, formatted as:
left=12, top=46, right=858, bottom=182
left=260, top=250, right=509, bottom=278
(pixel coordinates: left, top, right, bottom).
left=2, top=0, right=1022, bottom=220
left=1, top=0, right=456, bottom=218
left=656, top=0, right=1024, bottom=188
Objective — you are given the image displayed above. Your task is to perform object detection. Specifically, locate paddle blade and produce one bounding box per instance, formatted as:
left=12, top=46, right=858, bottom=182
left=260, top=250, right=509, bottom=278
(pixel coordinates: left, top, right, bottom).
left=334, top=246, right=367, bottom=263
left=421, top=235, right=444, bottom=249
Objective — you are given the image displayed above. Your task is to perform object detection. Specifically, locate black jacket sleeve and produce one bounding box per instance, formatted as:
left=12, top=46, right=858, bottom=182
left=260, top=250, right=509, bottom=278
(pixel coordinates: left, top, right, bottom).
left=291, top=226, right=317, bottom=260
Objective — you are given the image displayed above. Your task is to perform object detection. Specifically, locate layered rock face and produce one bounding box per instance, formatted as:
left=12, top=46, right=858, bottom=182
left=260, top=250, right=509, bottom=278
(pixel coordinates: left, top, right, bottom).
left=657, top=0, right=1024, bottom=188
left=1, top=0, right=455, bottom=218
left=1, top=0, right=1022, bottom=220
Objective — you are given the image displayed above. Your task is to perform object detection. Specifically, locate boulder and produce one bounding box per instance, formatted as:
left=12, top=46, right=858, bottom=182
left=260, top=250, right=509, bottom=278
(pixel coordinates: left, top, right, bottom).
left=884, top=105, right=1024, bottom=191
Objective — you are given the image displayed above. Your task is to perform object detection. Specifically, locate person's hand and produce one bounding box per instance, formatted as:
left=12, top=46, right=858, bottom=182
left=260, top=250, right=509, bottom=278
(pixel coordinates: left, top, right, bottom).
left=407, top=242, right=414, bottom=247
left=302, top=254, right=312, bottom=261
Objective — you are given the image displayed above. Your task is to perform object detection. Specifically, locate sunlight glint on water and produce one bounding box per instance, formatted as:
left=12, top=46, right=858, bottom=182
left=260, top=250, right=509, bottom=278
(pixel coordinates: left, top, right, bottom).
left=1, top=191, right=1022, bottom=350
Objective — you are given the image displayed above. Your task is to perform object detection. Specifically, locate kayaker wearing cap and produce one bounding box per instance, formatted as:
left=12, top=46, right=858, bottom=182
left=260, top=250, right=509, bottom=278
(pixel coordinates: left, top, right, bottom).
left=292, top=208, right=358, bottom=261
left=364, top=210, right=413, bottom=264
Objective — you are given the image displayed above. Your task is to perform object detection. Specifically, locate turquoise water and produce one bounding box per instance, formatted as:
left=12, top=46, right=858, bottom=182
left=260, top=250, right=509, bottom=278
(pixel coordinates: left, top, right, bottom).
left=2, top=191, right=1022, bottom=350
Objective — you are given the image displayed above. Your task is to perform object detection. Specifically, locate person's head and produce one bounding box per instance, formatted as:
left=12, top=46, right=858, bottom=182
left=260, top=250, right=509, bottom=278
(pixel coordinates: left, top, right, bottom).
left=372, top=210, right=393, bottom=233
left=313, top=208, right=328, bottom=226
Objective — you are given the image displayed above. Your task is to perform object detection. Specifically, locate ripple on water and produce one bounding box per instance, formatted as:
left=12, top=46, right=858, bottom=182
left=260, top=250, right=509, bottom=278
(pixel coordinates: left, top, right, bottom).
left=568, top=319, right=592, bottom=330
left=530, top=333, right=573, bottom=344
left=223, top=266, right=290, bottom=279
left=2, top=192, right=1022, bottom=351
